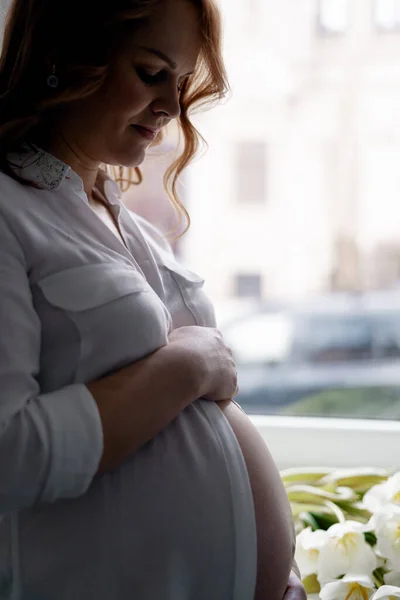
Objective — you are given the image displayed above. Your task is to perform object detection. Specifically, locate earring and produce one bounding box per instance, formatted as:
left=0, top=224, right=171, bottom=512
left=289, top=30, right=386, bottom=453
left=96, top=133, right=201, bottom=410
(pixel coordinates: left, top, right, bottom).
left=47, top=64, right=59, bottom=89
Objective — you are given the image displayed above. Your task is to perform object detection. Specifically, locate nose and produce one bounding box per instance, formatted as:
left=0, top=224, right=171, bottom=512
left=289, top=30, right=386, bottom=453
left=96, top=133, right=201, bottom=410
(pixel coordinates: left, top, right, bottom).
left=151, top=83, right=181, bottom=120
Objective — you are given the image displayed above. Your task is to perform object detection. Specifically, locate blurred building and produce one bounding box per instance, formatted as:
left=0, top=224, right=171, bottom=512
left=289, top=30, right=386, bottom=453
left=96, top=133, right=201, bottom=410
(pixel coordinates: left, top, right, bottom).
left=180, top=0, right=400, bottom=305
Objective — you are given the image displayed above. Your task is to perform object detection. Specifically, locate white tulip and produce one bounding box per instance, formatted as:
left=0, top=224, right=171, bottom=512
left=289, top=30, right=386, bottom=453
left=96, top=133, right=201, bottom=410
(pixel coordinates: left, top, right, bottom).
left=384, top=572, right=400, bottom=587
left=370, top=585, right=400, bottom=599
left=320, top=574, right=375, bottom=600
left=370, top=505, right=400, bottom=571
left=295, top=527, right=328, bottom=578
left=317, top=521, right=377, bottom=585
left=363, top=473, right=400, bottom=513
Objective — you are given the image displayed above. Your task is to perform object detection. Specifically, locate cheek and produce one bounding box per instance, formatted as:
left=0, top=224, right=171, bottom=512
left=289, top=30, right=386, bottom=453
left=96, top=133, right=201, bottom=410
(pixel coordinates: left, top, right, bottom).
left=102, top=74, right=152, bottom=120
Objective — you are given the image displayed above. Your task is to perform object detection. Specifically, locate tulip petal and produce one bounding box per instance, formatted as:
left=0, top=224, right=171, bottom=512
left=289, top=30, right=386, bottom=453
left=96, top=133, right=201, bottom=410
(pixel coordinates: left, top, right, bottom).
left=318, top=527, right=377, bottom=584
left=371, top=585, right=400, bottom=600
left=296, top=527, right=328, bottom=577
left=320, top=575, right=374, bottom=600
left=320, top=580, right=349, bottom=600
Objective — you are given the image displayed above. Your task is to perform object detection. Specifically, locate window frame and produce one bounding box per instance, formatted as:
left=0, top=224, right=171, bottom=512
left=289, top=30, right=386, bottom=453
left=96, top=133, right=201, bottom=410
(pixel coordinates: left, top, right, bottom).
left=251, top=415, right=400, bottom=469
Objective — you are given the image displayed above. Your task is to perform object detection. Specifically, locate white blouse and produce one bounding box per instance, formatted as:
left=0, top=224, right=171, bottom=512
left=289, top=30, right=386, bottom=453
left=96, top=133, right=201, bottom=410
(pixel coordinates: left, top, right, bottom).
left=0, top=146, right=256, bottom=600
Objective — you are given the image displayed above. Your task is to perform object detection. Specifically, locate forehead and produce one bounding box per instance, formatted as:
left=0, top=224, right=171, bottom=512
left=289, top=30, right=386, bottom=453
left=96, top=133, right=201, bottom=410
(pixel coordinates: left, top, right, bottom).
left=128, top=0, right=202, bottom=70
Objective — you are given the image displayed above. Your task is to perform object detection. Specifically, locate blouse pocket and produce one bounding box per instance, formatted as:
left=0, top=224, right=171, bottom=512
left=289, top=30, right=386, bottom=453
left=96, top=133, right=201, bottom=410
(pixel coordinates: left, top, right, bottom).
left=39, top=263, right=149, bottom=309
left=161, top=257, right=217, bottom=328
left=36, top=263, right=170, bottom=386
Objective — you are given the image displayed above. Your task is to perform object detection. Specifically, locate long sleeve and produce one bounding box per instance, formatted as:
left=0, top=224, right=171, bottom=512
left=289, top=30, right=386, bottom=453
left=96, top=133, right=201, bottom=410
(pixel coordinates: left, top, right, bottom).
left=0, top=212, right=103, bottom=514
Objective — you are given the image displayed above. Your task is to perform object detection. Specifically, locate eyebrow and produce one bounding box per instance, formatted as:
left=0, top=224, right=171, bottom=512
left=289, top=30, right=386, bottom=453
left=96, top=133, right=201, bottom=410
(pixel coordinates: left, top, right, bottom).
left=139, top=46, right=177, bottom=70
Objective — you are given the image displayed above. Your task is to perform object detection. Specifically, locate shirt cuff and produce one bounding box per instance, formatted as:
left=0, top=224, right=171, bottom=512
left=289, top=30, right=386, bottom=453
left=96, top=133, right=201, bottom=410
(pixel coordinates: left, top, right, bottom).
left=39, top=384, right=104, bottom=503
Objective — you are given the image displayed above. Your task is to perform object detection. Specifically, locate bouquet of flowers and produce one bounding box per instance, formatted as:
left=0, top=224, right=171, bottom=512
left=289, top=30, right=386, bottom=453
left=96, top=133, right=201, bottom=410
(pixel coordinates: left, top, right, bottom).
left=282, top=467, right=400, bottom=599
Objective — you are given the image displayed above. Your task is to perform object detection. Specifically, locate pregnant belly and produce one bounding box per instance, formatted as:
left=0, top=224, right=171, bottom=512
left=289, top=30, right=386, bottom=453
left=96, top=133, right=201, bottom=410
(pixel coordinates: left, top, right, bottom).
left=16, top=400, right=257, bottom=600
left=219, top=401, right=295, bottom=600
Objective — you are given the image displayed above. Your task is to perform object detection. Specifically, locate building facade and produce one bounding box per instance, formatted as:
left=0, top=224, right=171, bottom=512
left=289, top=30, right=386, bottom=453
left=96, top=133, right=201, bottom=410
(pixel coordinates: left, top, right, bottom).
left=181, top=0, right=400, bottom=305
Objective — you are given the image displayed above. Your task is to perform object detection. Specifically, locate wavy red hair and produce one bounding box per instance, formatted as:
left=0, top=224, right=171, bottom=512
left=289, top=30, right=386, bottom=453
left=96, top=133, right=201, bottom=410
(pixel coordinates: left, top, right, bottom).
left=0, top=0, right=229, bottom=232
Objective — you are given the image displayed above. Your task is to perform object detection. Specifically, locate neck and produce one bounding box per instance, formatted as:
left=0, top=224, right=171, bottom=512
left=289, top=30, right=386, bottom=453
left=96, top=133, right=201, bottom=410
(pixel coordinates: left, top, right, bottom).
left=38, top=130, right=100, bottom=200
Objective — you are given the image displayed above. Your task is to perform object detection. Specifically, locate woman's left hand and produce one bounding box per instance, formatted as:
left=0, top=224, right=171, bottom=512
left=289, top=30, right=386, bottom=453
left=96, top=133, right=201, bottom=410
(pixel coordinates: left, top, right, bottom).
left=282, top=570, right=307, bottom=600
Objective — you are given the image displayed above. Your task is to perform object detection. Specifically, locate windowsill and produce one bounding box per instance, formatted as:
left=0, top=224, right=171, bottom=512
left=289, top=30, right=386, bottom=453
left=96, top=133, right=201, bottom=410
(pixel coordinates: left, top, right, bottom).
left=250, top=415, right=400, bottom=470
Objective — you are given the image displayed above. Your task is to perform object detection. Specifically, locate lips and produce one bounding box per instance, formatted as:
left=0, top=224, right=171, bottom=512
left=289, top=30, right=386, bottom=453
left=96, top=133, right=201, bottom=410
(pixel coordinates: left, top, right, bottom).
left=131, top=125, right=158, bottom=141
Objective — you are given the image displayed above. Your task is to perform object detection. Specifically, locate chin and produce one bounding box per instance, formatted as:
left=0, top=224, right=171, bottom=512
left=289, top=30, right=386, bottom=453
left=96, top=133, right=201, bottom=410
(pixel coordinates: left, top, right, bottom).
left=107, top=147, right=147, bottom=170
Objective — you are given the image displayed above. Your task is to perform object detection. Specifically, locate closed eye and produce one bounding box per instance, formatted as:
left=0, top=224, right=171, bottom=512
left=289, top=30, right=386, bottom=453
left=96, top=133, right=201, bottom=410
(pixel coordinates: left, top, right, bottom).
left=136, top=67, right=191, bottom=92
left=136, top=67, right=168, bottom=86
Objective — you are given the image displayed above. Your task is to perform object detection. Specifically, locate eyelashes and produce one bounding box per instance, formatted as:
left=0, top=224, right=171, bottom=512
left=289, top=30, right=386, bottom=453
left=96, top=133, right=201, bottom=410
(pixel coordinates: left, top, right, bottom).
left=136, top=67, right=167, bottom=85
left=135, top=67, right=187, bottom=92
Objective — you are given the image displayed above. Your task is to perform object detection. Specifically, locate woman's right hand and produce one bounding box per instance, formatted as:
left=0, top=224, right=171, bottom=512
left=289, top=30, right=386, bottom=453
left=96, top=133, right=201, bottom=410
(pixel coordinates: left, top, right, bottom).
left=90, top=326, right=237, bottom=473
left=168, top=326, right=238, bottom=402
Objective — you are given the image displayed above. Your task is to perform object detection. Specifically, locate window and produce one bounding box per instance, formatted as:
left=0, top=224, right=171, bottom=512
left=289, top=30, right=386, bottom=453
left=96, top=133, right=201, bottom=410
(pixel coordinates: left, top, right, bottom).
left=234, top=274, right=262, bottom=299
left=318, top=0, right=349, bottom=34
left=221, top=301, right=400, bottom=421
left=125, top=1, right=400, bottom=468
left=374, top=0, right=400, bottom=31
left=290, top=314, right=374, bottom=364
left=235, top=141, right=267, bottom=204
left=223, top=312, right=293, bottom=365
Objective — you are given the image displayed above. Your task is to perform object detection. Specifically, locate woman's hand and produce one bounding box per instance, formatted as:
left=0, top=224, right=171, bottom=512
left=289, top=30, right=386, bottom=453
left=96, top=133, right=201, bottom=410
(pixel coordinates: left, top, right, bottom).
left=282, top=571, right=307, bottom=600
left=168, top=326, right=237, bottom=401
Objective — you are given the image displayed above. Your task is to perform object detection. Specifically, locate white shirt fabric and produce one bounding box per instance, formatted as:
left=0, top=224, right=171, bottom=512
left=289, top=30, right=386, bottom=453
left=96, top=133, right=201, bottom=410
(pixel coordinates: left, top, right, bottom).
left=0, top=146, right=257, bottom=600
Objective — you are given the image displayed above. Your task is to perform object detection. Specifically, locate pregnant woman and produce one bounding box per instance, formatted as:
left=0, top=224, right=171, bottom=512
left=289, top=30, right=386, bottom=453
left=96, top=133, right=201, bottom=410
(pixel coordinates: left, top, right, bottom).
left=0, top=0, right=304, bottom=598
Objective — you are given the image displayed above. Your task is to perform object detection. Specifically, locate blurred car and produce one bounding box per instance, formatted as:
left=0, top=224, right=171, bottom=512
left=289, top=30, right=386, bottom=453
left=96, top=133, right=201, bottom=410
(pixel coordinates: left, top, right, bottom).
left=221, top=292, right=400, bottom=415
